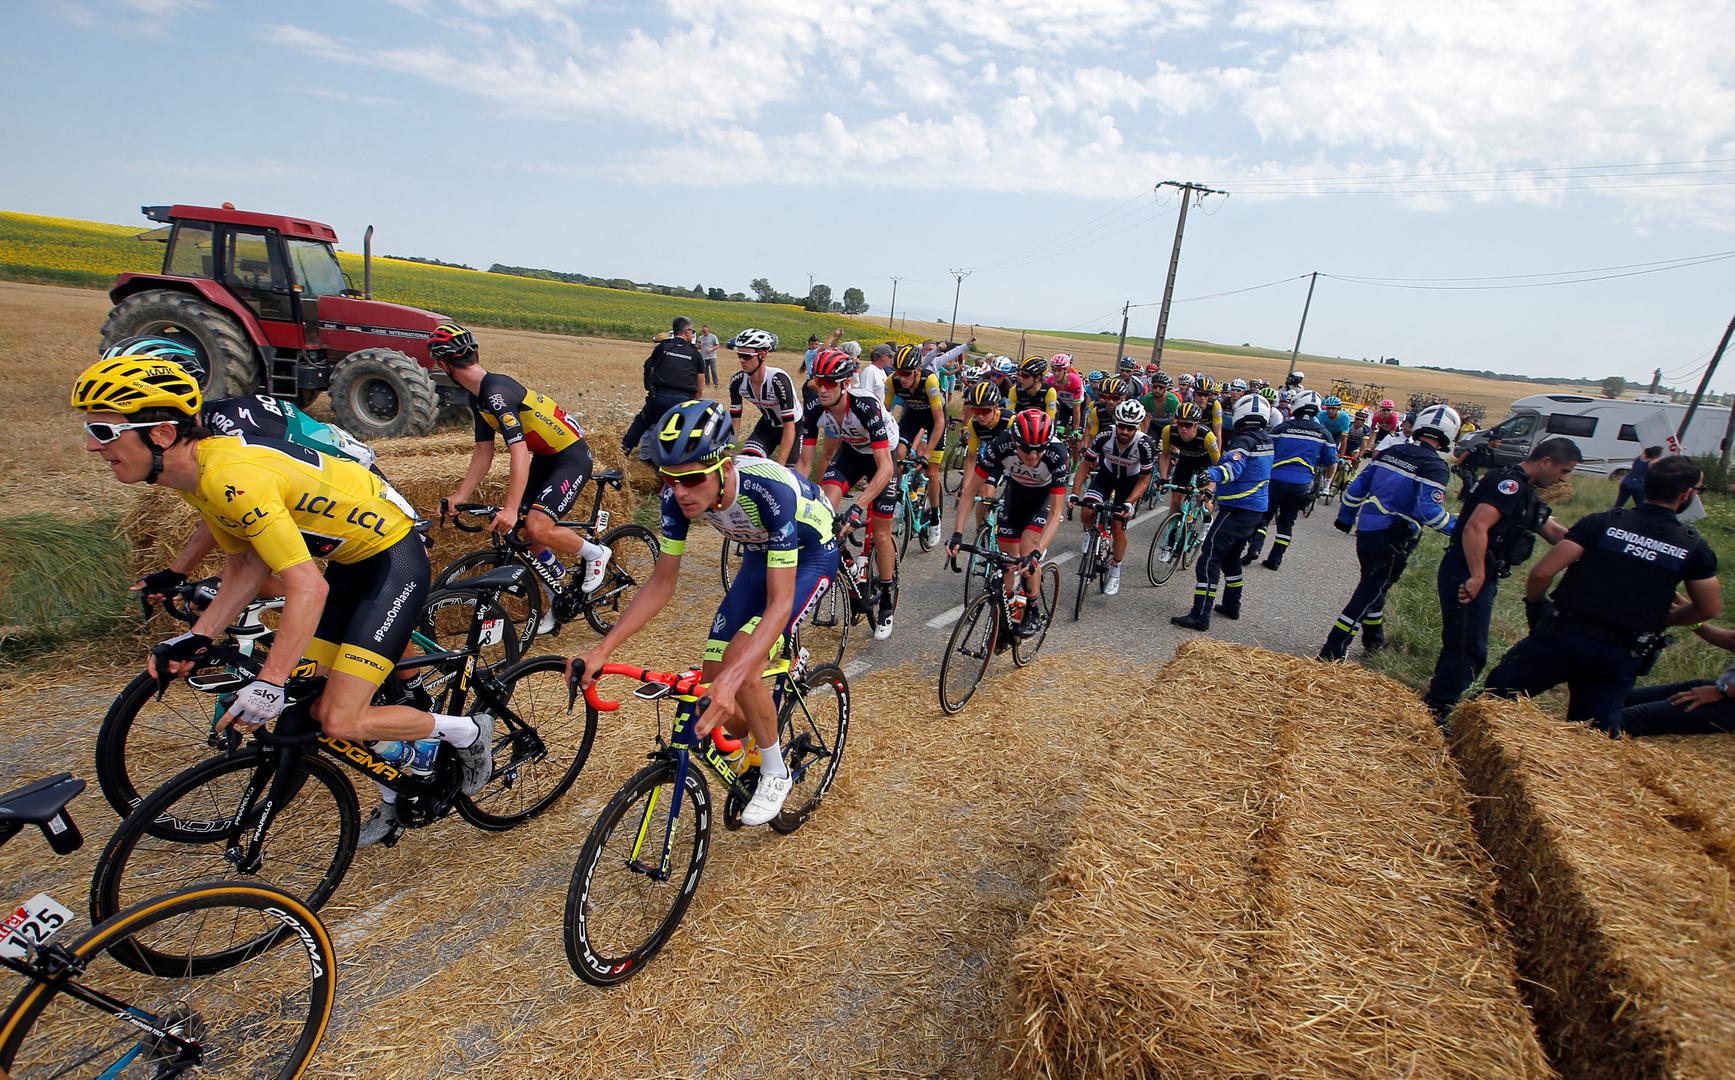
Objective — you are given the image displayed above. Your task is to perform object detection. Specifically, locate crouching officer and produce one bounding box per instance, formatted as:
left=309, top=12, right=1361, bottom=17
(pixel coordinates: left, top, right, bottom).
left=1172, top=394, right=1273, bottom=631
left=1483, top=455, right=1722, bottom=726
left=1242, top=389, right=1336, bottom=571
left=1318, top=404, right=1459, bottom=660
left=1422, top=438, right=1580, bottom=721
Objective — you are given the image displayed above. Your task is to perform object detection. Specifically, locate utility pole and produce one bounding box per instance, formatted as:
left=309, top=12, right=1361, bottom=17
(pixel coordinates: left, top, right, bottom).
left=1650, top=367, right=1662, bottom=394
left=947, top=268, right=972, bottom=343
left=1286, top=272, right=1318, bottom=380
left=1113, top=301, right=1130, bottom=365
left=1017, top=329, right=1026, bottom=360
left=1147, top=180, right=1228, bottom=368
left=887, top=276, right=902, bottom=328
left=1677, top=312, right=1735, bottom=443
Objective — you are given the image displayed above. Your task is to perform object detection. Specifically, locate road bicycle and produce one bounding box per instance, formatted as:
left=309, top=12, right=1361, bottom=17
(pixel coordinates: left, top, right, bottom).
left=1068, top=495, right=1129, bottom=620
left=1324, top=457, right=1358, bottom=503
left=895, top=453, right=940, bottom=558
left=939, top=544, right=1059, bottom=714
left=960, top=496, right=1007, bottom=607
left=562, top=652, right=849, bottom=986
left=0, top=774, right=335, bottom=1078
left=95, top=575, right=519, bottom=823
left=434, top=466, right=657, bottom=646
left=88, top=622, right=593, bottom=945
left=940, top=421, right=970, bottom=496
left=1146, top=482, right=1212, bottom=586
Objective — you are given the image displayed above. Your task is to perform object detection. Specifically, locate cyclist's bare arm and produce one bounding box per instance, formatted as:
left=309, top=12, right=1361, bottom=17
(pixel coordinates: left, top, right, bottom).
left=142, top=521, right=219, bottom=592
left=577, top=552, right=681, bottom=686
left=953, top=465, right=985, bottom=537
left=776, top=421, right=798, bottom=463
left=498, top=441, right=534, bottom=528
left=447, top=440, right=496, bottom=512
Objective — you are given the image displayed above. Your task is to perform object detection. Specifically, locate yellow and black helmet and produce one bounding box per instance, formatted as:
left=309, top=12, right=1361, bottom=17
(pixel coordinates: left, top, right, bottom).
left=1097, top=376, right=1128, bottom=398
left=428, top=321, right=479, bottom=363
left=1175, top=402, right=1204, bottom=422
left=964, top=381, right=1003, bottom=409
left=893, top=343, right=923, bottom=372
left=72, top=355, right=202, bottom=416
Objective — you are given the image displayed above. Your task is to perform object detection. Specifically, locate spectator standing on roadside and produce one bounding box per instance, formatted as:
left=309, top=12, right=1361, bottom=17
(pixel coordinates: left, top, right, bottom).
left=1615, top=445, right=1663, bottom=509
left=622, top=316, right=706, bottom=460
left=697, top=324, right=720, bottom=387
left=857, top=344, right=891, bottom=404
left=804, top=334, right=821, bottom=377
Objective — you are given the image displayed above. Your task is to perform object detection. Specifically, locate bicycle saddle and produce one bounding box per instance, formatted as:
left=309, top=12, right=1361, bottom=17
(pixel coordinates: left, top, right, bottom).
left=461, top=565, right=527, bottom=592
left=0, top=774, right=84, bottom=825
left=595, top=469, right=625, bottom=484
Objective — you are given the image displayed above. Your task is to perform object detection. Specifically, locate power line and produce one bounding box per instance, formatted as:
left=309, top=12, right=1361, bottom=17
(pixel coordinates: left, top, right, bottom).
left=1207, top=155, right=1735, bottom=186
left=1323, top=251, right=1735, bottom=291
left=1172, top=274, right=1311, bottom=304
left=1326, top=250, right=1735, bottom=283
left=1231, top=178, right=1735, bottom=197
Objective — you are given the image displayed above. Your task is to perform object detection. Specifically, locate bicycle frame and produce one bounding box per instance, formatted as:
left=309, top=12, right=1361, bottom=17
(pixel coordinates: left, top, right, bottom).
left=448, top=474, right=623, bottom=600
left=0, top=950, right=204, bottom=1071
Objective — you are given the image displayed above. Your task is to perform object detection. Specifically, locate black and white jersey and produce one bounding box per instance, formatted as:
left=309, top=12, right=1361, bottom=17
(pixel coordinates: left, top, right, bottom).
left=727, top=366, right=802, bottom=427
left=1083, top=429, right=1156, bottom=480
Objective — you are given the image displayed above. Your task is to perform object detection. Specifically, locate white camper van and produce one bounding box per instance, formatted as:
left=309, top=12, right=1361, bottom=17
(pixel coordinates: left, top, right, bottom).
left=1462, top=393, right=1727, bottom=478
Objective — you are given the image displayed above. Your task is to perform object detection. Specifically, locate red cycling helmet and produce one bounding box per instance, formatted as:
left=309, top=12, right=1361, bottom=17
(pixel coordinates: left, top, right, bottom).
left=1012, top=408, right=1054, bottom=449
left=811, top=348, right=858, bottom=381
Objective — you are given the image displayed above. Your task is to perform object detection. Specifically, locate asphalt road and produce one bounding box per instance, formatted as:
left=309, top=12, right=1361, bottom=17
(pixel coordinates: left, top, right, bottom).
left=827, top=485, right=1367, bottom=686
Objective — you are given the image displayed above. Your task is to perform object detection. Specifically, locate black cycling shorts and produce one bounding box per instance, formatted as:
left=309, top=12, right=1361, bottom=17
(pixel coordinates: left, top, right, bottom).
left=822, top=445, right=899, bottom=519
left=896, top=411, right=944, bottom=463
left=307, top=532, right=432, bottom=686
left=1171, top=457, right=1209, bottom=491
left=526, top=443, right=592, bottom=521
left=997, top=483, right=1057, bottom=541
left=1084, top=468, right=1141, bottom=507
left=740, top=417, right=799, bottom=464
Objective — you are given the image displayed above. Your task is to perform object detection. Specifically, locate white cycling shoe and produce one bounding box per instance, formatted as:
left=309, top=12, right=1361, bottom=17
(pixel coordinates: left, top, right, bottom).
left=741, top=772, right=793, bottom=826
left=1105, top=565, right=1122, bottom=595
left=581, top=550, right=612, bottom=593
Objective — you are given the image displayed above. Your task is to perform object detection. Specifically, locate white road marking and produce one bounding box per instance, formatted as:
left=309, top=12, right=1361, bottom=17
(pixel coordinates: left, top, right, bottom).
left=926, top=604, right=966, bottom=629
left=842, top=659, right=872, bottom=680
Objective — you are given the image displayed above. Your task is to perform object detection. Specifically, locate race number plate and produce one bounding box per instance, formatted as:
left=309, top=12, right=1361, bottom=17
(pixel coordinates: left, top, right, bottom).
left=1, top=893, right=74, bottom=959
left=595, top=510, right=611, bottom=531
left=479, top=618, right=505, bottom=648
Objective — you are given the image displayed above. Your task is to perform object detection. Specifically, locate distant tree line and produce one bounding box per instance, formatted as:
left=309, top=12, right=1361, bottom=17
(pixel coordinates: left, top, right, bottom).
left=487, top=265, right=867, bottom=314
left=385, top=254, right=478, bottom=270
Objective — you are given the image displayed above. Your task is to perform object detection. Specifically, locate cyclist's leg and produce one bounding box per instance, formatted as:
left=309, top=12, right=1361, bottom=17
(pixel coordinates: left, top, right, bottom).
left=701, top=553, right=778, bottom=748
left=818, top=445, right=862, bottom=512
left=1109, top=474, right=1139, bottom=563
left=924, top=426, right=945, bottom=520
left=1077, top=480, right=1103, bottom=550
left=975, top=480, right=998, bottom=532
left=522, top=444, right=600, bottom=564
left=740, top=417, right=777, bottom=459
left=869, top=468, right=899, bottom=625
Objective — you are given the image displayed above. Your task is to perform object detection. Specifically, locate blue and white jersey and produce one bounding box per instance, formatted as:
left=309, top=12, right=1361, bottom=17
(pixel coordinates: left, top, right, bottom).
left=1269, top=416, right=1338, bottom=484
left=1337, top=441, right=1455, bottom=535
left=659, top=457, right=836, bottom=567
left=1205, top=428, right=1273, bottom=512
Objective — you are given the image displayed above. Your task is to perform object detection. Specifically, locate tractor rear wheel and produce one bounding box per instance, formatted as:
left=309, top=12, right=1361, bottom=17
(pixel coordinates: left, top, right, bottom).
left=100, top=290, right=258, bottom=398
left=328, top=348, right=439, bottom=439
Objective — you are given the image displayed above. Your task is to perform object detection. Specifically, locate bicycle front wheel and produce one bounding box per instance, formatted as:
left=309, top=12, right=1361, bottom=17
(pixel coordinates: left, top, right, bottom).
left=94, top=670, right=233, bottom=822
left=1146, top=511, right=1180, bottom=586
left=772, top=663, right=849, bottom=834
left=457, top=655, right=598, bottom=829
left=584, top=524, right=659, bottom=635
left=1071, top=543, right=1093, bottom=621
left=0, top=882, right=335, bottom=1079
left=1013, top=563, right=1060, bottom=667
left=564, top=760, right=711, bottom=987
left=719, top=537, right=744, bottom=592
left=938, top=594, right=997, bottom=715
left=90, top=751, right=359, bottom=955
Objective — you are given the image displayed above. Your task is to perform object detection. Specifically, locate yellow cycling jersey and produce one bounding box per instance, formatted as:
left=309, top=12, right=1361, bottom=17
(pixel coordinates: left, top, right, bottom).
left=1008, top=383, right=1057, bottom=421
left=964, top=413, right=1010, bottom=457
left=888, top=371, right=945, bottom=416
left=183, top=436, right=413, bottom=573
left=1159, top=425, right=1222, bottom=464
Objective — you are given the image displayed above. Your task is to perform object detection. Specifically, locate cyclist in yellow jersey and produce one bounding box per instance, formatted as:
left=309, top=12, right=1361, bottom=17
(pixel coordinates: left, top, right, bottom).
left=959, top=380, right=1008, bottom=533
left=1159, top=403, right=1223, bottom=513
left=1079, top=375, right=1132, bottom=445
left=433, top=322, right=613, bottom=609
left=889, top=345, right=948, bottom=541
left=73, top=354, right=496, bottom=847
left=1008, top=356, right=1057, bottom=421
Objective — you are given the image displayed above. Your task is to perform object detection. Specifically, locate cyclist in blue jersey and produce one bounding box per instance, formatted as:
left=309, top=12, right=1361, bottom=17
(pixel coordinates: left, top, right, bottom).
left=575, top=400, right=839, bottom=827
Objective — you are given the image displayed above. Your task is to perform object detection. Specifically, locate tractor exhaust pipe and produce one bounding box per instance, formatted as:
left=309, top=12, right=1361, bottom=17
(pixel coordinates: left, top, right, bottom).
left=363, top=225, right=374, bottom=299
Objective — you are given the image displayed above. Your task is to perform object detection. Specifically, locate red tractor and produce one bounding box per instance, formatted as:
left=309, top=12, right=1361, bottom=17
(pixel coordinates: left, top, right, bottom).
left=101, top=204, right=458, bottom=438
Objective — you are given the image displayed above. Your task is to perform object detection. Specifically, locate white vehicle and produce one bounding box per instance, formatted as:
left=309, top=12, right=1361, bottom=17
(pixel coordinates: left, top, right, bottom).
left=1463, top=392, right=1727, bottom=478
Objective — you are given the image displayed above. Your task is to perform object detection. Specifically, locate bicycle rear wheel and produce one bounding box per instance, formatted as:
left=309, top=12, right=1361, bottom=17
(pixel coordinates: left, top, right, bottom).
left=942, top=439, right=967, bottom=495
left=564, top=760, right=711, bottom=987
left=0, top=882, right=335, bottom=1078
left=1071, top=543, right=1093, bottom=621
left=457, top=655, right=598, bottom=829
left=89, top=751, right=359, bottom=956
left=1146, top=511, right=1180, bottom=586
left=435, top=549, right=541, bottom=655
left=772, top=664, right=850, bottom=834
left=938, top=594, right=997, bottom=715
left=799, top=577, right=849, bottom=668
left=1013, top=563, right=1060, bottom=667
left=719, top=537, right=744, bottom=592
left=416, top=586, right=521, bottom=672
left=94, top=671, right=233, bottom=822
left=584, top=524, right=659, bottom=635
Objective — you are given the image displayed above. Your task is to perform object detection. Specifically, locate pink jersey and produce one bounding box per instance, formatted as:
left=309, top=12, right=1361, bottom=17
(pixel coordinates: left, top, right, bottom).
left=1048, top=370, right=1086, bottom=405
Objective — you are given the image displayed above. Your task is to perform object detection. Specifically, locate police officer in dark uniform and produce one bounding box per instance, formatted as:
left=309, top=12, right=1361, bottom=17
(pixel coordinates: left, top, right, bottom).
left=622, top=316, right=707, bottom=459
left=1452, top=434, right=1503, bottom=499
left=1423, top=438, right=1580, bottom=721
left=1318, top=404, right=1460, bottom=661
left=1172, top=393, right=1274, bottom=631
left=1483, top=455, right=1723, bottom=725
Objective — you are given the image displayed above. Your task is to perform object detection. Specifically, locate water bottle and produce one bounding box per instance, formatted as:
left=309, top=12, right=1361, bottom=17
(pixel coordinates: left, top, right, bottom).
left=370, top=738, right=441, bottom=778
left=536, top=548, right=568, bottom=583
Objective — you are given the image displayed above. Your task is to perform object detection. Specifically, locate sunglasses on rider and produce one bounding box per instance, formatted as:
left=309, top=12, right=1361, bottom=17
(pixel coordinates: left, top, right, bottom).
left=658, top=459, right=726, bottom=489
left=1175, top=421, right=1198, bottom=430
left=814, top=378, right=846, bottom=390
left=1115, top=424, right=1139, bottom=435
left=736, top=351, right=759, bottom=361
left=84, top=419, right=165, bottom=444
left=968, top=406, right=999, bottom=419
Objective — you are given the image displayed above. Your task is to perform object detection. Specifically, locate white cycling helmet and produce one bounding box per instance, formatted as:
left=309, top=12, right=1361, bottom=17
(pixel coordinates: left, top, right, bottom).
left=1228, top=378, right=1248, bottom=392
left=1176, top=372, right=1195, bottom=388
left=733, top=327, right=776, bottom=352
left=1413, top=403, right=1462, bottom=447
left=1289, top=389, right=1322, bottom=417
left=1231, top=393, right=1273, bottom=429
left=1113, top=398, right=1147, bottom=426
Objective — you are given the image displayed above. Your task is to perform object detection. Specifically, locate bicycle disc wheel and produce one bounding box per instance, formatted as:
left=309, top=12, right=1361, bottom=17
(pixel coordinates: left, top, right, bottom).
left=799, top=577, right=849, bottom=669
left=457, top=655, right=597, bottom=830
left=1146, top=511, right=1180, bottom=586
left=416, top=587, right=521, bottom=673
left=0, top=882, right=335, bottom=1078
left=90, top=751, right=359, bottom=949
left=584, top=524, right=659, bottom=635
left=94, top=671, right=235, bottom=821
left=938, top=594, right=997, bottom=715
left=1013, top=563, right=1060, bottom=667
left=772, top=663, right=850, bottom=834
left=564, top=760, right=711, bottom=987
left=435, top=549, right=541, bottom=654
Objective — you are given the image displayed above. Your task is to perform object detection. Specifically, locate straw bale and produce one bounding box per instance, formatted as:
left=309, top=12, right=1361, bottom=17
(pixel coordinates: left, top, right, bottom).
left=1451, top=697, right=1735, bottom=1079
left=1006, top=639, right=1551, bottom=1079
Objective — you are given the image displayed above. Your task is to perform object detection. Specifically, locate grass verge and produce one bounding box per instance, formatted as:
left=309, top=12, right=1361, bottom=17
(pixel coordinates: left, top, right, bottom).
left=0, top=513, right=133, bottom=660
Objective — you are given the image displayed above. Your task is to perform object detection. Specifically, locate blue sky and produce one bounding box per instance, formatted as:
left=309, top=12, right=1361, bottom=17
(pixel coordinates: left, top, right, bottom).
left=6, top=0, right=1735, bottom=388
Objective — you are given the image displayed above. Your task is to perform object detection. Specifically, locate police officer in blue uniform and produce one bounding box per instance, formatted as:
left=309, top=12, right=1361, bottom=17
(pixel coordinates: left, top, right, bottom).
left=1242, top=389, right=1337, bottom=571
left=1423, top=438, right=1580, bottom=721
left=1172, top=394, right=1273, bottom=631
left=1483, top=454, right=1722, bottom=726
left=1318, top=404, right=1460, bottom=661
